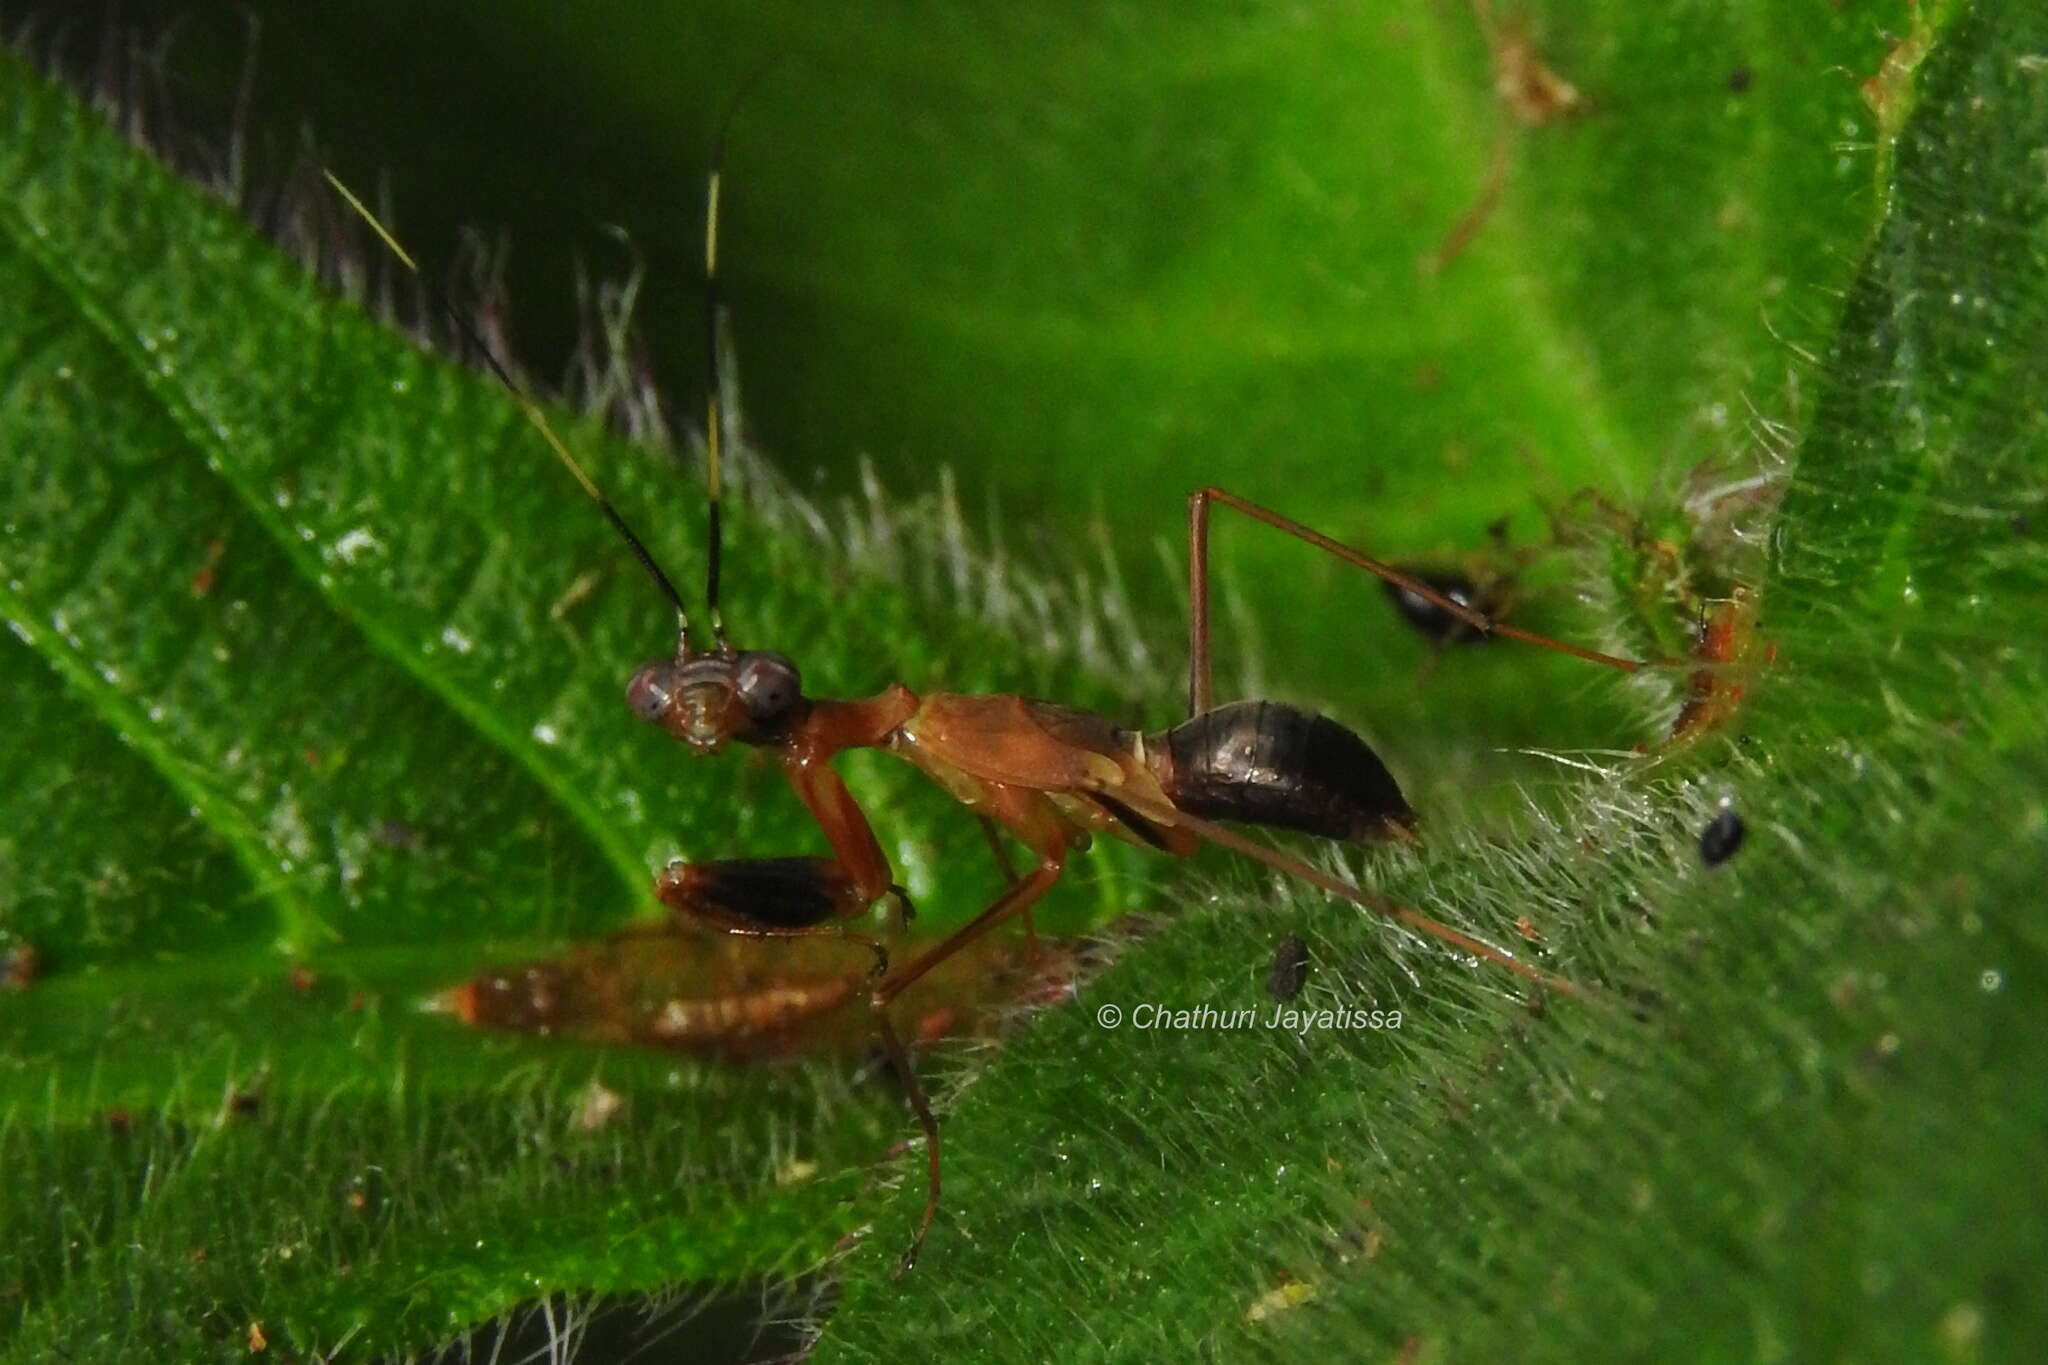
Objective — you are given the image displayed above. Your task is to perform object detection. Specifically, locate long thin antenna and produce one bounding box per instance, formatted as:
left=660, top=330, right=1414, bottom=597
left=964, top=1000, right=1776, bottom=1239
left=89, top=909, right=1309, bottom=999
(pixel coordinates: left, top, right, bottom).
left=702, top=140, right=729, bottom=651
left=699, top=56, right=780, bottom=655
left=323, top=169, right=695, bottom=642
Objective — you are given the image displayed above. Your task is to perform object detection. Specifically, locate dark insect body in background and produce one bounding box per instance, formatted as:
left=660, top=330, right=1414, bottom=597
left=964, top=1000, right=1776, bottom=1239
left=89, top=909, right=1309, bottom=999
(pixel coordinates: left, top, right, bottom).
left=1381, top=569, right=1496, bottom=645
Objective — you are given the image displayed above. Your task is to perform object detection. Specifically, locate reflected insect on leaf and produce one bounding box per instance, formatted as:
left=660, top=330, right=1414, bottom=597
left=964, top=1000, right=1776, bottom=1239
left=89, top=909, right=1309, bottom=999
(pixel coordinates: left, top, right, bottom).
left=438, top=924, right=1087, bottom=1062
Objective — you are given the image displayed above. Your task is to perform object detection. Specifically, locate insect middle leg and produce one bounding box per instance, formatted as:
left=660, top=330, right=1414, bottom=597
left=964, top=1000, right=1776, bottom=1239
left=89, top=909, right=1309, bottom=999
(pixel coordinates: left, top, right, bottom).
left=976, top=814, right=1041, bottom=956
left=1185, top=485, right=1649, bottom=716
left=864, top=792, right=1075, bottom=1271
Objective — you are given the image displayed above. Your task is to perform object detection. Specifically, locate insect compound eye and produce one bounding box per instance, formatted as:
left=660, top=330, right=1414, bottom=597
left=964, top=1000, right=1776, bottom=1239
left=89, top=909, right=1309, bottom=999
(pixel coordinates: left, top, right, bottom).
left=735, top=651, right=802, bottom=725
left=626, top=662, right=674, bottom=723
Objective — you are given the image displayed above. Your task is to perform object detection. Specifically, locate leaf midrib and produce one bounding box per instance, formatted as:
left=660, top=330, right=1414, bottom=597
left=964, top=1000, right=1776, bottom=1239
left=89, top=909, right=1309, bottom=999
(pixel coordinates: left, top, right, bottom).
left=0, top=168, right=652, bottom=942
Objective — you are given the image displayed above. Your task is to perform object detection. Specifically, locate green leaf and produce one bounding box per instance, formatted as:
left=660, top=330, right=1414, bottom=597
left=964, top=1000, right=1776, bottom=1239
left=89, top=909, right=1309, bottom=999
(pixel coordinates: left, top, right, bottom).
left=819, top=4, right=2048, bottom=1359
left=0, top=43, right=1138, bottom=1360
left=6, top=0, right=2043, bottom=1359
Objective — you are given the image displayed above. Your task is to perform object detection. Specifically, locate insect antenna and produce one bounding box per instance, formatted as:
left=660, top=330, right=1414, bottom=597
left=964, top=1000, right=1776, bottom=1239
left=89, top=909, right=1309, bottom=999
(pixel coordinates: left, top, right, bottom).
left=323, top=170, right=696, bottom=647
left=697, top=54, right=783, bottom=654
left=701, top=125, right=731, bottom=652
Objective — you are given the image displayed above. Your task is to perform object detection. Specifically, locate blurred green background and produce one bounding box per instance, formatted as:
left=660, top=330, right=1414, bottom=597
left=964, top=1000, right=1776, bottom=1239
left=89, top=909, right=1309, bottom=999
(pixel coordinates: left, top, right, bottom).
left=15, top=0, right=1881, bottom=810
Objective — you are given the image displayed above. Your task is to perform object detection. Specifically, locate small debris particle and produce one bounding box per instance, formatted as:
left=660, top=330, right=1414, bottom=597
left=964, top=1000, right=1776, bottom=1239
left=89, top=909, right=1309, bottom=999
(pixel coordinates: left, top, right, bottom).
left=573, top=1082, right=624, bottom=1133
left=1941, top=1303, right=1985, bottom=1354
left=1861, top=9, right=1936, bottom=128
left=1265, top=932, right=1311, bottom=1002
left=373, top=819, right=423, bottom=852
left=916, top=1005, right=960, bottom=1044
left=1, top=942, right=40, bottom=992
left=1485, top=11, right=1585, bottom=125
left=1727, top=66, right=1752, bottom=93
left=247, top=1319, right=268, bottom=1352
left=1244, top=1278, right=1320, bottom=1323
left=191, top=537, right=227, bottom=598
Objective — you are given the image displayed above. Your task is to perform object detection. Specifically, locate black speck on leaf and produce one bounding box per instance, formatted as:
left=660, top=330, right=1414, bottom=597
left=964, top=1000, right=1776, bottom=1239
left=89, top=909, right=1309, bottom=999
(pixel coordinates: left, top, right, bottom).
left=1700, top=806, right=1746, bottom=867
left=1266, top=932, right=1311, bottom=1001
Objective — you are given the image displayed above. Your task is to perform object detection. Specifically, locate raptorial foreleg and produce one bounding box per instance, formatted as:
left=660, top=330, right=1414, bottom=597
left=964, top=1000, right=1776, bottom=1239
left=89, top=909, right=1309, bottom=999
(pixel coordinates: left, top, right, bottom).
left=656, top=856, right=893, bottom=975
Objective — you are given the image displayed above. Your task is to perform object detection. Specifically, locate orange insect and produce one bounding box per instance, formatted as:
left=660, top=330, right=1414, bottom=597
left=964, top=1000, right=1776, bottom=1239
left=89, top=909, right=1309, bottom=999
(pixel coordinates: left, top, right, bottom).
left=330, top=119, right=1666, bottom=1271
left=1670, top=587, right=1774, bottom=742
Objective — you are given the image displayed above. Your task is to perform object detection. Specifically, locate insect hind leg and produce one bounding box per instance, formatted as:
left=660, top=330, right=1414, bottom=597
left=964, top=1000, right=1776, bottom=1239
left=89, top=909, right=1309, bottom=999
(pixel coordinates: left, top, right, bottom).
left=1185, top=485, right=1650, bottom=718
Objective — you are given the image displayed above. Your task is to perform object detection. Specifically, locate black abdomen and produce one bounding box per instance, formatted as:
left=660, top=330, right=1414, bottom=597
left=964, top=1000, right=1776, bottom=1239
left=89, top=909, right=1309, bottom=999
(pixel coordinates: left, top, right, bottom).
left=1153, top=701, right=1412, bottom=842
